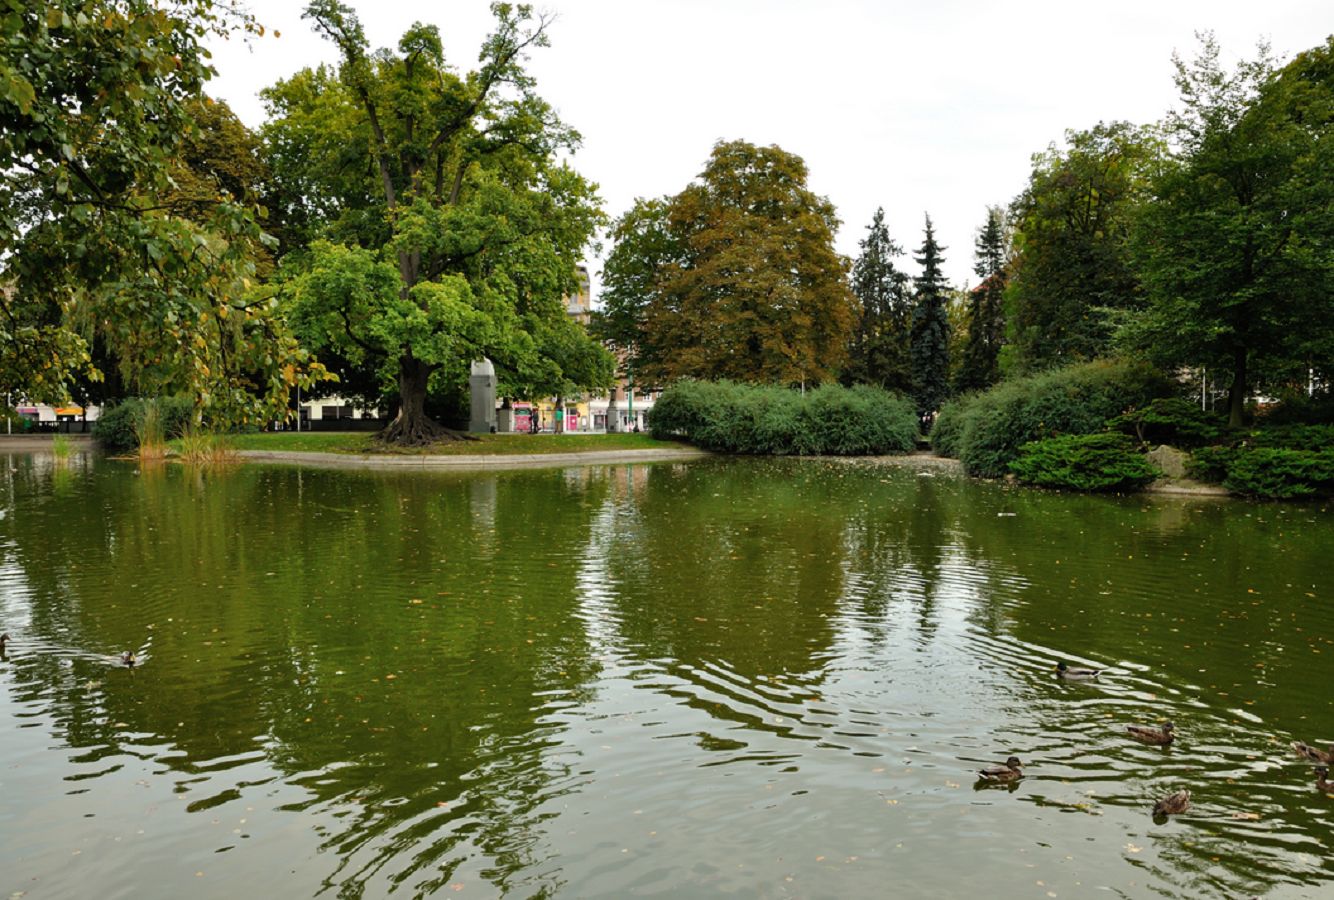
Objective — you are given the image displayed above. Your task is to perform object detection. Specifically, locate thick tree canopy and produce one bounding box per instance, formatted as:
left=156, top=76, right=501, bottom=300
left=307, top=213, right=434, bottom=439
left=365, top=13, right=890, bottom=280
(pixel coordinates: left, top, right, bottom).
left=1005, top=121, right=1163, bottom=373
left=843, top=207, right=912, bottom=393
left=597, top=140, right=857, bottom=386
left=1125, top=35, right=1334, bottom=426
left=1, top=1, right=321, bottom=422
left=272, top=1, right=609, bottom=443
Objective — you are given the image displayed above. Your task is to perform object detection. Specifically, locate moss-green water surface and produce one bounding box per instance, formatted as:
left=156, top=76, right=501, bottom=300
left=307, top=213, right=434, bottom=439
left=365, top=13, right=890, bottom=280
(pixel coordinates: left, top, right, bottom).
left=0, top=454, right=1330, bottom=898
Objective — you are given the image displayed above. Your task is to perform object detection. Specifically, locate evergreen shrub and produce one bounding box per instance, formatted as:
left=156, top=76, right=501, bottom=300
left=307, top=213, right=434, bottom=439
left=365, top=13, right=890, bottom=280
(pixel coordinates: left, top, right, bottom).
left=1009, top=433, right=1159, bottom=492
left=1106, top=397, right=1222, bottom=447
left=1222, top=448, right=1334, bottom=499
left=649, top=381, right=916, bottom=456
left=93, top=397, right=194, bottom=452
left=956, top=359, right=1171, bottom=477
left=930, top=393, right=981, bottom=458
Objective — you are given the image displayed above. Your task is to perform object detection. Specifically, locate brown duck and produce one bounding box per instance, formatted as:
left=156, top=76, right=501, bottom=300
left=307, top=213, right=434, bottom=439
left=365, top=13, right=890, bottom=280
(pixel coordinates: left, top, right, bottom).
left=1127, top=721, right=1175, bottom=746
left=1292, top=741, right=1334, bottom=764
left=977, top=756, right=1024, bottom=782
left=1316, top=766, right=1333, bottom=794
left=1152, top=789, right=1190, bottom=817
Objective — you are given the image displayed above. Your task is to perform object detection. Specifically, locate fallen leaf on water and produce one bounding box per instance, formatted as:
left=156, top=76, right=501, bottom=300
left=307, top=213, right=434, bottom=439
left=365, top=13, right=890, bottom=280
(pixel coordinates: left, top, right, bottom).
left=1125, top=843, right=1142, bottom=853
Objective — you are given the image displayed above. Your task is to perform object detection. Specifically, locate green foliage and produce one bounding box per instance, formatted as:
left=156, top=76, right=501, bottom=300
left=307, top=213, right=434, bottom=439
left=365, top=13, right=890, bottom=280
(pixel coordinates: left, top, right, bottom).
left=1243, top=423, right=1334, bottom=451
left=270, top=2, right=604, bottom=443
left=1106, top=397, right=1222, bottom=447
left=597, top=140, right=857, bottom=386
left=1006, top=121, right=1163, bottom=372
left=50, top=433, right=72, bottom=461
left=956, top=207, right=1008, bottom=392
left=1264, top=392, right=1334, bottom=425
left=951, top=359, right=1172, bottom=477
left=1223, top=448, right=1334, bottom=499
left=1187, top=445, right=1239, bottom=483
left=94, top=397, right=194, bottom=453
left=649, top=381, right=917, bottom=456
left=1010, top=432, right=1160, bottom=492
left=0, top=2, right=320, bottom=421
left=1123, top=36, right=1334, bottom=427
left=844, top=207, right=912, bottom=393
left=910, top=215, right=951, bottom=420
left=929, top=393, right=982, bottom=458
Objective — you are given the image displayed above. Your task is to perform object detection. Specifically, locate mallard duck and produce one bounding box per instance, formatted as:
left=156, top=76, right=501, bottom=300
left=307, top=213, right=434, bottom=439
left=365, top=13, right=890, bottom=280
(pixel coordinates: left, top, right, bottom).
left=977, top=756, right=1023, bottom=782
left=1152, top=789, right=1190, bottom=817
left=1315, top=766, right=1332, bottom=794
left=1292, top=741, right=1334, bottom=764
left=1127, top=721, right=1175, bottom=746
left=121, top=650, right=136, bottom=668
left=1055, top=661, right=1100, bottom=680
left=0, top=633, right=8, bottom=655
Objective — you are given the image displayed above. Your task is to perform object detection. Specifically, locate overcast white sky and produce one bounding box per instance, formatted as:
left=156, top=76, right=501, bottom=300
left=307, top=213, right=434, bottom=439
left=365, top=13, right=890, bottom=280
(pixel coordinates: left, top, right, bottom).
left=206, top=0, right=1329, bottom=292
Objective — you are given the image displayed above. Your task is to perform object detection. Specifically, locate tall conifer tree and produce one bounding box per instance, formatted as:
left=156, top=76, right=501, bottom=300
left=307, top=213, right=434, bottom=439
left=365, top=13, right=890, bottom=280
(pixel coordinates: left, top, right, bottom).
left=911, top=215, right=951, bottom=422
left=844, top=207, right=912, bottom=391
left=956, top=207, right=1007, bottom=392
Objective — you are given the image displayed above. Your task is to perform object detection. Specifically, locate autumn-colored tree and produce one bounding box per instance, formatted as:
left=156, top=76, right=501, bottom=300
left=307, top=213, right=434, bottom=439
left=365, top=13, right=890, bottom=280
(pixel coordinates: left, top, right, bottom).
left=598, top=140, right=857, bottom=386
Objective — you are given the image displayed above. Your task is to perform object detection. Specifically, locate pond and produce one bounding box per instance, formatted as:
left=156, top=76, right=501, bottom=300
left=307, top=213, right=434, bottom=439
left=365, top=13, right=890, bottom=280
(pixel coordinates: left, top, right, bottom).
left=1, top=452, right=1331, bottom=899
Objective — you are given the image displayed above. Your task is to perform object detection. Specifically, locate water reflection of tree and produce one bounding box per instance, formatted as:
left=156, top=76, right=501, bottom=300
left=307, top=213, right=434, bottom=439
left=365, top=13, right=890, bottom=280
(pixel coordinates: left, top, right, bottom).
left=598, top=459, right=846, bottom=683
left=0, top=462, right=612, bottom=896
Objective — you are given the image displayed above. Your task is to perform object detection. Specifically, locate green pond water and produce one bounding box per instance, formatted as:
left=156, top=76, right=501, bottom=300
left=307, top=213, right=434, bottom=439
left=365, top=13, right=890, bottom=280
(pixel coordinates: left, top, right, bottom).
left=1, top=452, right=1331, bottom=899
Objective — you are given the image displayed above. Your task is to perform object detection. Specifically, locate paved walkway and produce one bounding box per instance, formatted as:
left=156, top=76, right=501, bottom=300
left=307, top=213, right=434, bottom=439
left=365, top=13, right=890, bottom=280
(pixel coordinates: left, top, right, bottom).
left=237, top=446, right=709, bottom=471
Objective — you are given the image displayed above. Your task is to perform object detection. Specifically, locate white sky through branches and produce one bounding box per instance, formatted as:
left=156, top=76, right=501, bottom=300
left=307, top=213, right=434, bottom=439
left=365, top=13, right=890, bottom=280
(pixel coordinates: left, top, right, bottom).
left=207, top=0, right=1328, bottom=294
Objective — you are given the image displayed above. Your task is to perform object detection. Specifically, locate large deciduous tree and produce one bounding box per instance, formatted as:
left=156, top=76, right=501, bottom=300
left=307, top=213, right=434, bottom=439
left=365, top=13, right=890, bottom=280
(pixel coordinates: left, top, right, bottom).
left=1005, top=121, right=1163, bottom=373
left=955, top=206, right=1008, bottom=392
left=275, top=1, right=609, bottom=444
left=1, top=1, right=321, bottom=422
left=596, top=140, right=857, bottom=386
left=910, top=215, right=951, bottom=422
left=1126, top=35, right=1334, bottom=427
left=843, top=207, right=912, bottom=393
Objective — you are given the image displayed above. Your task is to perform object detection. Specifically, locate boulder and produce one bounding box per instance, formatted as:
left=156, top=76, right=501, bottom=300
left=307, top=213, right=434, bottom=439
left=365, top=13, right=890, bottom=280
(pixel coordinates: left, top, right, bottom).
left=1147, top=444, right=1189, bottom=480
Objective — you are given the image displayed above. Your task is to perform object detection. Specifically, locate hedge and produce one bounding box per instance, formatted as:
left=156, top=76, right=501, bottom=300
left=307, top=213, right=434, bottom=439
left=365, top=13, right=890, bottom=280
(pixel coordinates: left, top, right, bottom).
left=1009, top=433, right=1160, bottom=492
left=649, top=380, right=917, bottom=456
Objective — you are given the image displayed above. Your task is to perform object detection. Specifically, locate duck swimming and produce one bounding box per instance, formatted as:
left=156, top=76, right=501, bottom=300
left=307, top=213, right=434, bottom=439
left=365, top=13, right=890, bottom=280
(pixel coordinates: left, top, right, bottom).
left=1127, top=721, right=1175, bottom=746
left=1152, top=789, right=1190, bottom=817
left=977, top=756, right=1024, bottom=782
left=1055, top=662, right=1100, bottom=680
left=121, top=650, right=136, bottom=668
left=1292, top=741, right=1334, bottom=764
left=0, top=633, right=8, bottom=656
left=1316, top=766, right=1332, bottom=794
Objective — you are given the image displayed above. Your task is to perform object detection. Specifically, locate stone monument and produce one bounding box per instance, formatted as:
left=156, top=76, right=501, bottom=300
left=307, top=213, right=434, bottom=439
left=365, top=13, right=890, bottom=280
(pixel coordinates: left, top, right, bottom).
left=469, top=359, right=496, bottom=433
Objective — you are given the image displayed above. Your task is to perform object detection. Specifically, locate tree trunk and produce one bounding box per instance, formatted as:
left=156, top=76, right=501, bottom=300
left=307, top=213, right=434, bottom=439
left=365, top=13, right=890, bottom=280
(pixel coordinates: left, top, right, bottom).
left=378, top=354, right=470, bottom=445
left=1227, top=345, right=1247, bottom=429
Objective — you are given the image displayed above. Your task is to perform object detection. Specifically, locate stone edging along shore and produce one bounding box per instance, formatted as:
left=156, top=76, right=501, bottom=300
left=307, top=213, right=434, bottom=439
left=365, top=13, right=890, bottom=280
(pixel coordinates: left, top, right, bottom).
left=236, top=446, right=709, bottom=471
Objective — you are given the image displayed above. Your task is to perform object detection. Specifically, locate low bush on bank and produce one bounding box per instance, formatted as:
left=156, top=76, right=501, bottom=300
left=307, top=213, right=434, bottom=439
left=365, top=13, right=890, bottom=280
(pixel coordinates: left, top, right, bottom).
left=929, top=393, right=980, bottom=458
left=935, top=359, right=1172, bottom=477
left=1009, top=433, right=1160, bottom=492
left=649, top=381, right=917, bottom=456
left=1106, top=397, right=1223, bottom=447
left=1223, top=448, right=1334, bottom=499
left=93, top=397, right=194, bottom=452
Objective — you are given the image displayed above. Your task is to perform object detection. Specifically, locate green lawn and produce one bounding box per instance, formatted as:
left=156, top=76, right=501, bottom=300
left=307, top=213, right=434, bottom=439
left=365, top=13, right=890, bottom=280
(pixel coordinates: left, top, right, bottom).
left=225, top=431, right=690, bottom=456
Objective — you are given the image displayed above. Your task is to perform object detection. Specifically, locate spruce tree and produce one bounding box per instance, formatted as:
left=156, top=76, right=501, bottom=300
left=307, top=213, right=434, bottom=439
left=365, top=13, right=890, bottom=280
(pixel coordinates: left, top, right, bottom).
left=845, top=207, right=913, bottom=392
left=956, top=207, right=1007, bottom=392
left=910, top=215, right=951, bottom=423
